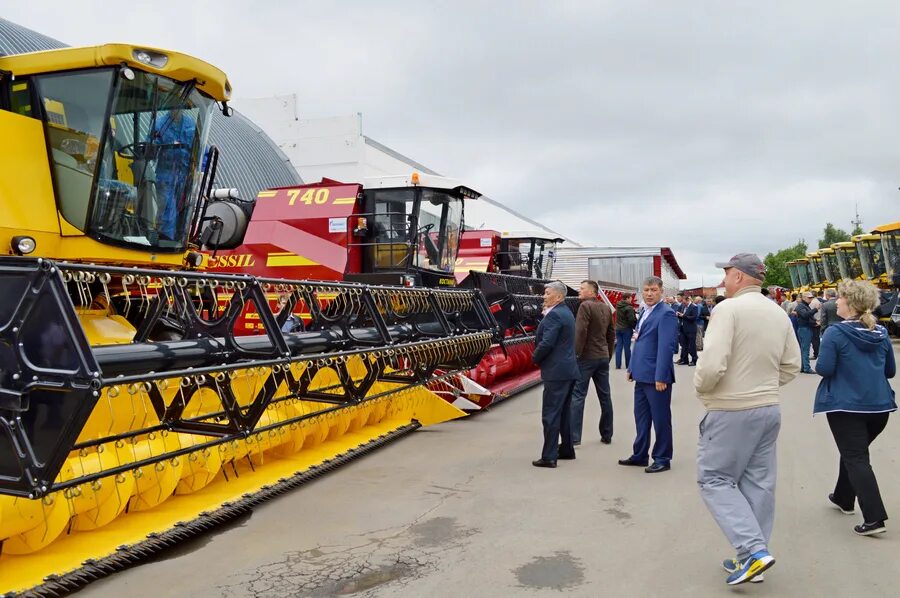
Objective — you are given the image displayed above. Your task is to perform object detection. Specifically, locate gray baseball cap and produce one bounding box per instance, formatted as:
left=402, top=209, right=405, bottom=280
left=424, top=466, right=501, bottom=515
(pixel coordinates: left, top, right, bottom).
left=715, top=253, right=767, bottom=280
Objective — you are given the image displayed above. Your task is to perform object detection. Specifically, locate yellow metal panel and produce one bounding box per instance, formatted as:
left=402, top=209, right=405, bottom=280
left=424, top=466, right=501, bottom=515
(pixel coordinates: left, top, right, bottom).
left=852, top=233, right=880, bottom=242
left=266, top=252, right=320, bottom=267
left=0, top=44, right=230, bottom=102
left=0, top=111, right=60, bottom=236
left=871, top=221, right=900, bottom=233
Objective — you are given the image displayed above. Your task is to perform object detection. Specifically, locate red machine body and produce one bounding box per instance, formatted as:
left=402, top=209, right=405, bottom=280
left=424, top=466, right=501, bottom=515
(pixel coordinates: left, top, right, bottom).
left=207, top=179, right=365, bottom=285
left=455, top=230, right=498, bottom=282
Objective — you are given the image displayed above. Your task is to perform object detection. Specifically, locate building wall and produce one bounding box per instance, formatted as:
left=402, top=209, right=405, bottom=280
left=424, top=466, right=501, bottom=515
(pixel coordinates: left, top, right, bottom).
left=555, top=247, right=683, bottom=295
left=588, top=256, right=652, bottom=290
left=659, top=259, right=681, bottom=297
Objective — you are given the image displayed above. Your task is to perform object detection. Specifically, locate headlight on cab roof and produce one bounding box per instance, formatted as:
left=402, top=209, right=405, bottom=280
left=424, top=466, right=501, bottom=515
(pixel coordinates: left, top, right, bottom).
left=132, top=49, right=169, bottom=68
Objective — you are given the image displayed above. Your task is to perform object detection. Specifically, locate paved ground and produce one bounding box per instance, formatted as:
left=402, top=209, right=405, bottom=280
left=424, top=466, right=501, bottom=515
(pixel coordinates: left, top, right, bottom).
left=85, top=346, right=900, bottom=597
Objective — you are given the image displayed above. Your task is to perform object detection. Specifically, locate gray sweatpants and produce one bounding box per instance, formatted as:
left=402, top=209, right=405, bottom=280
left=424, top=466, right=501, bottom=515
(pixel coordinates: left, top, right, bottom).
left=697, top=405, right=781, bottom=561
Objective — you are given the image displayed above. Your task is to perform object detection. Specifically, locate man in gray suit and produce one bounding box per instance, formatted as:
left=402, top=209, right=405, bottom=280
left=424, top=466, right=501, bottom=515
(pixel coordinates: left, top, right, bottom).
left=819, top=289, right=842, bottom=333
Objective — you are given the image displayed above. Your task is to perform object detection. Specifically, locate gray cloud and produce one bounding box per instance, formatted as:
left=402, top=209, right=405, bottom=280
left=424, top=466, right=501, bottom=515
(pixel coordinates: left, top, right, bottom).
left=8, top=1, right=899, bottom=285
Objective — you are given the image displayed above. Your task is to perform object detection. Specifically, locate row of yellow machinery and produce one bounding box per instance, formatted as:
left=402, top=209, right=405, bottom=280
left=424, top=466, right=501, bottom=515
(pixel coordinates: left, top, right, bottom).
left=786, top=223, right=900, bottom=333
left=0, top=43, right=509, bottom=595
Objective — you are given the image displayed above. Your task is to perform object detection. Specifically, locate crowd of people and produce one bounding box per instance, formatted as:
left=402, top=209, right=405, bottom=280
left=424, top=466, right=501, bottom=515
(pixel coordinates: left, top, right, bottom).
left=530, top=253, right=896, bottom=586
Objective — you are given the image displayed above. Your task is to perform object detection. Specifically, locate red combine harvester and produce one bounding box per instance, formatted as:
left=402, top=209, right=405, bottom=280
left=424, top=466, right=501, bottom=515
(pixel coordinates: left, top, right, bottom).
left=206, top=173, right=520, bottom=409
left=206, top=173, right=472, bottom=291
left=207, top=175, right=584, bottom=409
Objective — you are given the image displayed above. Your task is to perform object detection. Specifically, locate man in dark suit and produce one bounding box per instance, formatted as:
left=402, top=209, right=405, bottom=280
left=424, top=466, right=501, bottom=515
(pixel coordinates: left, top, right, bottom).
left=677, top=295, right=699, bottom=365
left=672, top=293, right=685, bottom=356
left=532, top=281, right=581, bottom=468
left=619, top=276, right=679, bottom=473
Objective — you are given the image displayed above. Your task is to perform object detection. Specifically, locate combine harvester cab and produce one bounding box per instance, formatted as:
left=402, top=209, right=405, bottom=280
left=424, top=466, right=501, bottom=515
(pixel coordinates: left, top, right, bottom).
left=805, top=251, right=827, bottom=294
left=857, top=225, right=900, bottom=335
left=818, top=247, right=841, bottom=288
left=0, top=44, right=499, bottom=594
left=831, top=241, right=865, bottom=283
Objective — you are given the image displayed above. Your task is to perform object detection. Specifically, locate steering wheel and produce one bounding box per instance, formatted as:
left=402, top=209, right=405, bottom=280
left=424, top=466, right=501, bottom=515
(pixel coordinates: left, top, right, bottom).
left=117, top=141, right=184, bottom=159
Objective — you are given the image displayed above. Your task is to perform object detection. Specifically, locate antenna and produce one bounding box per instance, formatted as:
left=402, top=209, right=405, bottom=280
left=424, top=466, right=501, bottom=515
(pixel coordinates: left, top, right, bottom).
left=851, top=203, right=863, bottom=232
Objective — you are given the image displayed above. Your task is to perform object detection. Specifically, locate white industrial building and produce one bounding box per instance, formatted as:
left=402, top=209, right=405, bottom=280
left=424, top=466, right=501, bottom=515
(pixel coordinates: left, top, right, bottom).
left=234, top=95, right=686, bottom=291
left=233, top=95, right=579, bottom=246
left=554, top=247, right=686, bottom=296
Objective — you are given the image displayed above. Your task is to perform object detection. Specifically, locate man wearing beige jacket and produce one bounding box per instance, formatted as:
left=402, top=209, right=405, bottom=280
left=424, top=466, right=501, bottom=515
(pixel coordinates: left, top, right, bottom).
left=694, top=253, right=801, bottom=586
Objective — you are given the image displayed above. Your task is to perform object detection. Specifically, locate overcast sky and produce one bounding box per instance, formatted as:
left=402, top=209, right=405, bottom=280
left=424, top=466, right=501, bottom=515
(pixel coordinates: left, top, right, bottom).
left=6, top=2, right=899, bottom=287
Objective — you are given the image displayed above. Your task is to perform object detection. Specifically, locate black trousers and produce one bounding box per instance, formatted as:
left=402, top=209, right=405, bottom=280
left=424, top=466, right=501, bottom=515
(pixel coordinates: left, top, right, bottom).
left=678, top=328, right=697, bottom=364
left=541, top=379, right=576, bottom=461
left=812, top=326, right=821, bottom=359
left=827, top=411, right=890, bottom=523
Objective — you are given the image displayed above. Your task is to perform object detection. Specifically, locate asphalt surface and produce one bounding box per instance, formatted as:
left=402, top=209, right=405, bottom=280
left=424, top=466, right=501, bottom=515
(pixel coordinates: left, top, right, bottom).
left=84, top=344, right=900, bottom=597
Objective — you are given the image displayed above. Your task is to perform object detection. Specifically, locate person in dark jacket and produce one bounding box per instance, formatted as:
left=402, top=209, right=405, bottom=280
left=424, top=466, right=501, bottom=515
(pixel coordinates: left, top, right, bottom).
left=570, top=280, right=616, bottom=444
left=814, top=280, right=897, bottom=536
left=820, top=289, right=843, bottom=333
left=532, top=281, right=581, bottom=468
left=672, top=294, right=685, bottom=355
left=614, top=294, right=637, bottom=369
left=795, top=292, right=818, bottom=373
left=676, top=296, right=699, bottom=365
left=695, top=296, right=710, bottom=351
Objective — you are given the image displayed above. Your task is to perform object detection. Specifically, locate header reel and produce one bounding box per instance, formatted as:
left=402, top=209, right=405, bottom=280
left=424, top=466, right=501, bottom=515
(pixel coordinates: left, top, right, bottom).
left=0, top=257, right=497, bottom=501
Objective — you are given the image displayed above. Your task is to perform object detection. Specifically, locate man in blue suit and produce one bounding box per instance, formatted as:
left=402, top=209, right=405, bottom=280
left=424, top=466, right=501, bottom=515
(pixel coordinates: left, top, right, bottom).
left=532, top=281, right=581, bottom=468
left=619, top=276, right=679, bottom=473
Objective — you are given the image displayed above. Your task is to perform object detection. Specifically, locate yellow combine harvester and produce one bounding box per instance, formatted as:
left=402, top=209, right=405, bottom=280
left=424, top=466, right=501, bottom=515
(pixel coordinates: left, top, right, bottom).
left=859, top=222, right=900, bottom=334
left=0, top=45, right=497, bottom=594
left=831, top=241, right=864, bottom=283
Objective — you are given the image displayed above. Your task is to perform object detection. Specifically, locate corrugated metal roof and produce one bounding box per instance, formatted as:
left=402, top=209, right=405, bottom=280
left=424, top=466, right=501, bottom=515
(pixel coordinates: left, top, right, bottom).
left=210, top=109, right=302, bottom=199
left=0, top=18, right=66, bottom=56
left=0, top=18, right=301, bottom=198
left=363, top=136, right=440, bottom=176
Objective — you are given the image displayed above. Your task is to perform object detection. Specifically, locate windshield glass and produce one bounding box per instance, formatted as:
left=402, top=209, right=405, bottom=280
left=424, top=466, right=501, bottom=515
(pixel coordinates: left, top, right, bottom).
left=787, top=263, right=801, bottom=289
left=807, top=259, right=822, bottom=285
left=821, top=253, right=839, bottom=283
left=857, top=240, right=885, bottom=279
left=369, top=188, right=463, bottom=274
left=34, top=68, right=214, bottom=252
left=836, top=248, right=863, bottom=280
left=883, top=232, right=899, bottom=277
left=796, top=261, right=810, bottom=286
left=498, top=239, right=530, bottom=275
left=418, top=189, right=462, bottom=273
left=533, top=240, right=559, bottom=279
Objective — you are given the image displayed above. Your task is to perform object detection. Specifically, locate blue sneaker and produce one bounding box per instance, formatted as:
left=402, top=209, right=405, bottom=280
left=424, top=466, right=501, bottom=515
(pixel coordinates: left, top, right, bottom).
left=723, top=558, right=764, bottom=583
left=726, top=551, right=775, bottom=585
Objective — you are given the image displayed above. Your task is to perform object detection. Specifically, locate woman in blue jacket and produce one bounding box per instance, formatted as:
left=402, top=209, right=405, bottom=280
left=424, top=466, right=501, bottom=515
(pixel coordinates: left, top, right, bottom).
left=815, top=280, right=896, bottom=536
